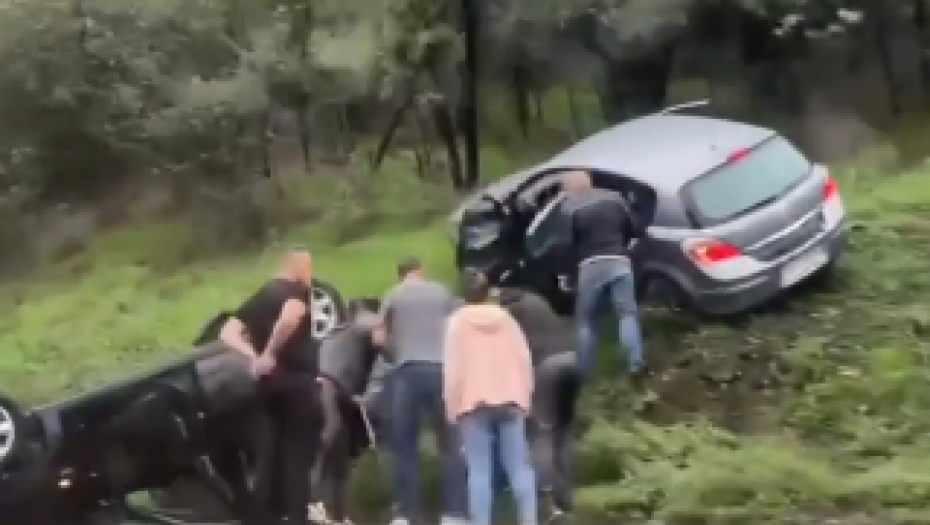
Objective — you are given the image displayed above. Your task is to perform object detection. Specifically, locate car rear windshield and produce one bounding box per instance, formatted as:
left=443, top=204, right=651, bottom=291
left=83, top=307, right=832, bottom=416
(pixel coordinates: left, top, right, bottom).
left=683, top=136, right=811, bottom=226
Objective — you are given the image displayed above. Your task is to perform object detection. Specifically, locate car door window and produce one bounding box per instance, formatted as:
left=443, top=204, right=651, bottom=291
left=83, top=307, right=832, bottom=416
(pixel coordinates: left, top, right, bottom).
left=459, top=196, right=507, bottom=250
left=525, top=192, right=568, bottom=259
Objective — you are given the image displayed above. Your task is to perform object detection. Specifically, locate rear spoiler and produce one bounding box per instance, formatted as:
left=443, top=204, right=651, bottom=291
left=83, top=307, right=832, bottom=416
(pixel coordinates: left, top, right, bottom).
left=657, top=99, right=710, bottom=115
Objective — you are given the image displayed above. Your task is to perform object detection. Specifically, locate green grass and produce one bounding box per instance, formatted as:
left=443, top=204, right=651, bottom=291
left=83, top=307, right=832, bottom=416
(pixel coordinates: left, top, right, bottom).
left=7, top=126, right=930, bottom=521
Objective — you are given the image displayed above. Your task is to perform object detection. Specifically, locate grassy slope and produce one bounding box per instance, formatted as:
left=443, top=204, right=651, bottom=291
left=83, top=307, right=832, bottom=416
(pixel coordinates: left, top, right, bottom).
left=5, top=147, right=930, bottom=521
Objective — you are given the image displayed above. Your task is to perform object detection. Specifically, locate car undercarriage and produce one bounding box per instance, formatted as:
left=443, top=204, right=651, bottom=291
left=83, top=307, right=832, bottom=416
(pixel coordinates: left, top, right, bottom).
left=0, top=343, right=270, bottom=525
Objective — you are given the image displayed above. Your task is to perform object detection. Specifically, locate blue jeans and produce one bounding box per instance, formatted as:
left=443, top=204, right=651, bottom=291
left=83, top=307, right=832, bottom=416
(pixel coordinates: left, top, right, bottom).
left=459, top=405, right=537, bottom=525
left=389, top=362, right=467, bottom=521
left=575, top=258, right=646, bottom=377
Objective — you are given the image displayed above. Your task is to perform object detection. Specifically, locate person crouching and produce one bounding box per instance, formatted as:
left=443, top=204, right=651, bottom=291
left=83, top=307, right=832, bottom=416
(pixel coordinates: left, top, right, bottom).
left=443, top=269, right=537, bottom=525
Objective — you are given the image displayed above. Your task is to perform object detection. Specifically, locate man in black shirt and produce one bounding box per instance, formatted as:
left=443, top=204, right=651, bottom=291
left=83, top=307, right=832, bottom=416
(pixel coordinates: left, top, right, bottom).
left=562, top=171, right=649, bottom=395
left=218, top=250, right=320, bottom=525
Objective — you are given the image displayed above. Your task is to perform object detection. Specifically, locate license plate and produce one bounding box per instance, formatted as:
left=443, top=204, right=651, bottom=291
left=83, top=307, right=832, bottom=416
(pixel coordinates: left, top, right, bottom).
left=780, top=247, right=829, bottom=287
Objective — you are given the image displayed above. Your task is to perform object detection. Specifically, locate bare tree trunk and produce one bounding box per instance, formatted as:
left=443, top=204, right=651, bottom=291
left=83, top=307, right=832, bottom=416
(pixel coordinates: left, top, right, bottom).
left=372, top=92, right=417, bottom=171
left=532, top=88, right=544, bottom=124
left=508, top=63, right=532, bottom=139
left=335, top=105, right=353, bottom=157
left=915, top=0, right=930, bottom=104
left=412, top=101, right=432, bottom=179
left=867, top=2, right=901, bottom=114
left=290, top=3, right=314, bottom=171
left=431, top=99, right=466, bottom=188
left=261, top=109, right=273, bottom=179
left=73, top=0, right=88, bottom=49
left=460, top=0, right=480, bottom=189
left=297, top=100, right=311, bottom=171
left=566, top=87, right=582, bottom=139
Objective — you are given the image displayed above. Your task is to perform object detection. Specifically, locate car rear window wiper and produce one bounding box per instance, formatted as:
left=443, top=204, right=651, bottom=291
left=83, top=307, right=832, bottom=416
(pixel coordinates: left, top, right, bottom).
left=730, top=195, right=779, bottom=220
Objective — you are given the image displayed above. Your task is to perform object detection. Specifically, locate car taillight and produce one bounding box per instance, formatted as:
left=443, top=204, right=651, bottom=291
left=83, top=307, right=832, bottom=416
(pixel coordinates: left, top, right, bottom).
left=727, top=149, right=750, bottom=163
left=685, top=239, right=741, bottom=265
left=824, top=176, right=838, bottom=200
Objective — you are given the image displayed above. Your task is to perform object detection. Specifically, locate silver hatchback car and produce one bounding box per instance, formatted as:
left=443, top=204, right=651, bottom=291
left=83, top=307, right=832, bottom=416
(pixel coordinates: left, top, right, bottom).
left=452, top=106, right=848, bottom=316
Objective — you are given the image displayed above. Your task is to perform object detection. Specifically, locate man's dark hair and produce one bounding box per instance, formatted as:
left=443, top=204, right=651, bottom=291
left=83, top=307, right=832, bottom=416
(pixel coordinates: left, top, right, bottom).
left=460, top=268, right=490, bottom=304
left=397, top=256, right=422, bottom=278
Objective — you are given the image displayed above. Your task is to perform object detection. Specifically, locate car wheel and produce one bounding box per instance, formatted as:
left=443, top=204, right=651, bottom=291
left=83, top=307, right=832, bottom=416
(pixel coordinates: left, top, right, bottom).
left=310, top=278, right=346, bottom=340
left=0, top=394, right=25, bottom=469
left=808, top=260, right=842, bottom=291
left=640, top=274, right=687, bottom=311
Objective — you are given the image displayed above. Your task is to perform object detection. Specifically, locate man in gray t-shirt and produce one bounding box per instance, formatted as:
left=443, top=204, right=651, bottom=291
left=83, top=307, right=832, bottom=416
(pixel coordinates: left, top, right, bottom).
left=381, top=274, right=456, bottom=366
left=377, top=257, right=466, bottom=525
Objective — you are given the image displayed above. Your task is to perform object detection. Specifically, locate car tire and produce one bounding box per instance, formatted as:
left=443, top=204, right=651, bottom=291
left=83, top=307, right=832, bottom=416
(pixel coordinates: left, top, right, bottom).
left=639, top=274, right=688, bottom=311
left=0, top=394, right=25, bottom=469
left=309, top=278, right=346, bottom=340
left=808, top=260, right=842, bottom=291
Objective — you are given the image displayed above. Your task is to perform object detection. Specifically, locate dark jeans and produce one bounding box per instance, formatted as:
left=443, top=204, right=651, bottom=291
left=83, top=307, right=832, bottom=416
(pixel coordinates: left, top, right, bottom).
left=389, top=362, right=467, bottom=521
left=575, top=258, right=646, bottom=377
left=459, top=405, right=537, bottom=525
left=363, top=374, right=393, bottom=448
left=531, top=352, right=581, bottom=512
left=254, top=369, right=322, bottom=525
left=311, top=382, right=353, bottom=523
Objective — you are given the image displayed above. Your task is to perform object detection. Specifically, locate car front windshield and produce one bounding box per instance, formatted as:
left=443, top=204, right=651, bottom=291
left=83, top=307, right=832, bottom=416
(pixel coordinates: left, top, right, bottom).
left=684, top=136, right=811, bottom=225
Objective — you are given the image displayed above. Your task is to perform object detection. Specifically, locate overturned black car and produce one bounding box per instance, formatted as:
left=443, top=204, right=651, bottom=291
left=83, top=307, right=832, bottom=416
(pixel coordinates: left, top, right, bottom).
left=0, top=290, right=582, bottom=525
left=0, top=343, right=268, bottom=525
left=0, top=278, right=349, bottom=525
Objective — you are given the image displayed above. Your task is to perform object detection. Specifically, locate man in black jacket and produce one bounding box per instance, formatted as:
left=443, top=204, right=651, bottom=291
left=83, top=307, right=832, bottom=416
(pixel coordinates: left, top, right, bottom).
left=562, top=171, right=649, bottom=392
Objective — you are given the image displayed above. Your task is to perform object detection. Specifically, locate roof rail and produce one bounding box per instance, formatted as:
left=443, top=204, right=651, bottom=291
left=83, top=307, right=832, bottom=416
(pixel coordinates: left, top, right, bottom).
left=658, top=99, right=710, bottom=115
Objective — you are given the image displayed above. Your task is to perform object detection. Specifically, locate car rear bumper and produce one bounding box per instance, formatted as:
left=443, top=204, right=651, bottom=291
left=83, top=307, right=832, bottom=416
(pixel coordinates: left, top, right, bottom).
left=688, top=222, right=847, bottom=316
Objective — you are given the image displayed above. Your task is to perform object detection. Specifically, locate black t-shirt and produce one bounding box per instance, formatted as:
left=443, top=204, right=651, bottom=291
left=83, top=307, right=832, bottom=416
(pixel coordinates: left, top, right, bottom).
left=234, top=278, right=318, bottom=372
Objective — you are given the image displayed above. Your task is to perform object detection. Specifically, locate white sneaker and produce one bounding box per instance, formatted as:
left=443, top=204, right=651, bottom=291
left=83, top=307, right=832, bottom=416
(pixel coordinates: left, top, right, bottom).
left=549, top=507, right=569, bottom=524
left=440, top=516, right=468, bottom=525
left=388, top=518, right=410, bottom=525
left=308, top=502, right=329, bottom=523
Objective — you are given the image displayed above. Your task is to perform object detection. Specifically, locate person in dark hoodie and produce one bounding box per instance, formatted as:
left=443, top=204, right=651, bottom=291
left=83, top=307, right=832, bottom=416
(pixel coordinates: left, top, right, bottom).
left=311, top=298, right=385, bottom=525
left=496, top=286, right=581, bottom=519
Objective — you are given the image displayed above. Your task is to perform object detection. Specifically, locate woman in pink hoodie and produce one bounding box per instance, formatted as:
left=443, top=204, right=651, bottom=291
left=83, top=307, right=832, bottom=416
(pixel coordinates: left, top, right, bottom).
left=443, top=269, right=537, bottom=525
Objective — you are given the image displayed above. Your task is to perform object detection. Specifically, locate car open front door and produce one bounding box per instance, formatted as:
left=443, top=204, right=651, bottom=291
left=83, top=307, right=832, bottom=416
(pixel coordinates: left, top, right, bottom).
left=522, top=192, right=576, bottom=314
left=455, top=194, right=515, bottom=284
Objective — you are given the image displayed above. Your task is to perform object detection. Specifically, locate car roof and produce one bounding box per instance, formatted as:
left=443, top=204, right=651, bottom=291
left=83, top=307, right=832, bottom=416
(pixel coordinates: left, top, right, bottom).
left=480, top=169, right=536, bottom=200
left=539, top=114, right=775, bottom=191
left=450, top=114, right=775, bottom=222
left=448, top=169, right=536, bottom=223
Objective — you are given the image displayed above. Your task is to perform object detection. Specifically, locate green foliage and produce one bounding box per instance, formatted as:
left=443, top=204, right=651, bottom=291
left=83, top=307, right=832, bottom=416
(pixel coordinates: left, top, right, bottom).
left=2, top=161, right=930, bottom=523
left=0, top=0, right=925, bottom=522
